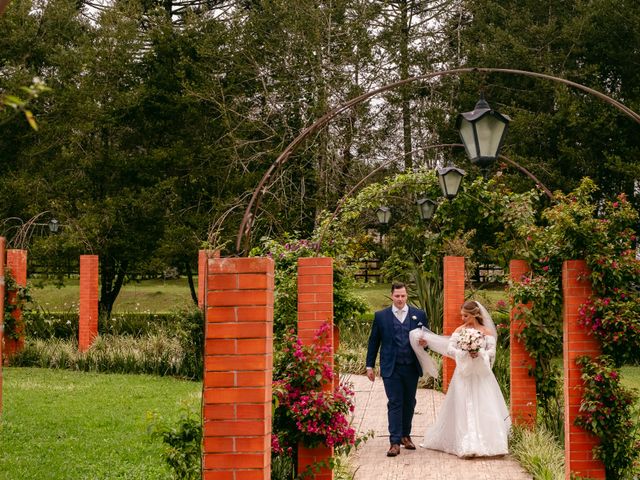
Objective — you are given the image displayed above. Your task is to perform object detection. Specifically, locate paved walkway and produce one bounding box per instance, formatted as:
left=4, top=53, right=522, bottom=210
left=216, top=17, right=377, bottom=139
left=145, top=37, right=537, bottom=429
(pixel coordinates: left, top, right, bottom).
left=345, top=374, right=532, bottom=480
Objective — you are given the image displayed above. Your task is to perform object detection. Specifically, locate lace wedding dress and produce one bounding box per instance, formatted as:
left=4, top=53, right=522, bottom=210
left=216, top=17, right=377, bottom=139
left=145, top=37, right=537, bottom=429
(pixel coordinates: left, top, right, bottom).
left=410, top=326, right=511, bottom=458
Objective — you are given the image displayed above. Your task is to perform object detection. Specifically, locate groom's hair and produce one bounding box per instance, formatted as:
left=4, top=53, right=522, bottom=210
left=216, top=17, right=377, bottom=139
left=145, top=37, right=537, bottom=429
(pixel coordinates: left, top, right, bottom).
left=391, top=282, right=406, bottom=293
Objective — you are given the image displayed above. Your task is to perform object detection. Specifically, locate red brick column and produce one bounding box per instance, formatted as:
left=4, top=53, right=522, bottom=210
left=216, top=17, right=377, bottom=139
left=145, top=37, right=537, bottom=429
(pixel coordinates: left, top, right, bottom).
left=509, top=260, right=537, bottom=427
left=199, top=250, right=220, bottom=309
left=5, top=249, right=27, bottom=359
left=79, top=255, right=99, bottom=352
left=297, top=257, right=333, bottom=480
left=563, top=260, right=605, bottom=480
left=203, top=257, right=274, bottom=480
left=0, top=237, right=5, bottom=411
left=442, top=256, right=465, bottom=393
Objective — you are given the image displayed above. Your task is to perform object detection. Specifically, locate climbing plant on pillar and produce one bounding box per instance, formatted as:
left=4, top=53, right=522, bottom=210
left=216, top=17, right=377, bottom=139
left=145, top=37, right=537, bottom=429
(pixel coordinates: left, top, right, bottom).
left=510, top=178, right=640, bottom=478
left=250, top=236, right=368, bottom=339
left=3, top=270, right=31, bottom=341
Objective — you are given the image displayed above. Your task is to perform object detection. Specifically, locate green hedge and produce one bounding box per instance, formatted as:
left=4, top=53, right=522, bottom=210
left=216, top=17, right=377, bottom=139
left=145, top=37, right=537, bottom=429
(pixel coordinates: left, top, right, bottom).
left=16, top=308, right=205, bottom=380
left=24, top=311, right=185, bottom=339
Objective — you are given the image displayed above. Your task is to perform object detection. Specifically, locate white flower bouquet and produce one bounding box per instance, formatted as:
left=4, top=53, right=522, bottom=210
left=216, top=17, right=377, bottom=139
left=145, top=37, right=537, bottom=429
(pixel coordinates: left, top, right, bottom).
left=456, top=328, right=485, bottom=354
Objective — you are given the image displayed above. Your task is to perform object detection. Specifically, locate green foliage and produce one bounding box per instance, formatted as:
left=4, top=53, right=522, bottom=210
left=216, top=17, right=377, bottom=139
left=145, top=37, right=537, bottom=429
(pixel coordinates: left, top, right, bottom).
left=575, top=356, right=640, bottom=479
left=3, top=270, right=31, bottom=341
left=510, top=425, right=565, bottom=480
left=148, top=402, right=203, bottom=480
left=0, top=77, right=50, bottom=130
left=272, top=324, right=359, bottom=451
left=510, top=178, right=640, bottom=474
left=510, top=271, right=563, bottom=413
left=409, top=264, right=444, bottom=334
left=251, top=236, right=368, bottom=338
left=24, top=310, right=186, bottom=339
left=453, top=0, right=640, bottom=207
left=19, top=307, right=204, bottom=378
left=10, top=332, right=197, bottom=378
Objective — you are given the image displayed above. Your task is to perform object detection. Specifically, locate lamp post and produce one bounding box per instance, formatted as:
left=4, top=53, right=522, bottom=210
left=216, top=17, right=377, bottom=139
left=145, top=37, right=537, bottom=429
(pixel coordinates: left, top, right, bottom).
left=416, top=198, right=437, bottom=221
left=437, top=166, right=466, bottom=200
left=456, top=94, right=510, bottom=168
left=376, top=206, right=391, bottom=226
left=48, top=218, right=59, bottom=233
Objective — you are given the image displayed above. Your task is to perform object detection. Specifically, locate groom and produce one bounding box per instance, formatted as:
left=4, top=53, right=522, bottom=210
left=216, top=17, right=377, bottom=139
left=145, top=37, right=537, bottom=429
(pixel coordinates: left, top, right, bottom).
left=366, top=281, right=429, bottom=457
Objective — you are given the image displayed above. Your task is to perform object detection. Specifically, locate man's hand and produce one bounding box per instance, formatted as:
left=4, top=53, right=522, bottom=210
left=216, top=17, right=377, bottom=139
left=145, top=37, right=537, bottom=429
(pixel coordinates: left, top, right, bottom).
left=366, top=367, right=375, bottom=382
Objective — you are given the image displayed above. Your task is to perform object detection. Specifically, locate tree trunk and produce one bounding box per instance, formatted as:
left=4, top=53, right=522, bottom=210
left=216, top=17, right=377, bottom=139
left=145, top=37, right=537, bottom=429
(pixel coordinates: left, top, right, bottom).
left=185, top=261, right=198, bottom=306
left=399, top=0, right=413, bottom=170
left=98, top=259, right=128, bottom=319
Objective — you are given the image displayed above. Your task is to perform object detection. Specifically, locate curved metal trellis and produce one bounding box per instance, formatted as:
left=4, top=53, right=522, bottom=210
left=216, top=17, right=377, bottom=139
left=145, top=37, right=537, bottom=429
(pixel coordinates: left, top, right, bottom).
left=236, top=67, right=640, bottom=254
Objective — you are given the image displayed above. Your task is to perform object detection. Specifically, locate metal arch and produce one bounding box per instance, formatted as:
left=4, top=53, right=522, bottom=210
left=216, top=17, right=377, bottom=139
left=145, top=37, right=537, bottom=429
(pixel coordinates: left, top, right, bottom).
left=236, top=67, right=640, bottom=253
left=312, top=144, right=554, bottom=253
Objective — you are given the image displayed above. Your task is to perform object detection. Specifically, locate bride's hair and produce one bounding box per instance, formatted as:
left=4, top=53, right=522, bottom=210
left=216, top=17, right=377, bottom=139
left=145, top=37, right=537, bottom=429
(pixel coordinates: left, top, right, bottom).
left=462, top=301, right=484, bottom=326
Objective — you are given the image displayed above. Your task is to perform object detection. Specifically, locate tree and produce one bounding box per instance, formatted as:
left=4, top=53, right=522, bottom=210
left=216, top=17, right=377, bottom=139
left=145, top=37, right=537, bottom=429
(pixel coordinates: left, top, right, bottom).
left=445, top=0, right=640, bottom=205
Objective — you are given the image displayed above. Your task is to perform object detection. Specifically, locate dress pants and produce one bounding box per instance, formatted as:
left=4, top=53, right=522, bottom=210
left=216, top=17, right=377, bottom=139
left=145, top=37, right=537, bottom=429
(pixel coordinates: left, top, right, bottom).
left=382, top=362, right=419, bottom=445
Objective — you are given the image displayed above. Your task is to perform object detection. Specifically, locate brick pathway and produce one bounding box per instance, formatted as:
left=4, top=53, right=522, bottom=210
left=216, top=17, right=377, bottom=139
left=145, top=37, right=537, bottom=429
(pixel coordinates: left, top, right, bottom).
left=346, top=374, right=533, bottom=480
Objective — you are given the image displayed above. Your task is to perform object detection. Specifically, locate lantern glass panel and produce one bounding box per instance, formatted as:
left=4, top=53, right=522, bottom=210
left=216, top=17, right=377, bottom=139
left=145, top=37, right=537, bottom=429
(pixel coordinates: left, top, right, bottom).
left=475, top=114, right=507, bottom=158
left=458, top=120, right=477, bottom=159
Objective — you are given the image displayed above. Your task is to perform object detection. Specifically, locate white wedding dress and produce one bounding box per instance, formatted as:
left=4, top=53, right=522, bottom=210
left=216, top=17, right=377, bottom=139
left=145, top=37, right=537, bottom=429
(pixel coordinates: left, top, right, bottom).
left=410, top=328, right=511, bottom=458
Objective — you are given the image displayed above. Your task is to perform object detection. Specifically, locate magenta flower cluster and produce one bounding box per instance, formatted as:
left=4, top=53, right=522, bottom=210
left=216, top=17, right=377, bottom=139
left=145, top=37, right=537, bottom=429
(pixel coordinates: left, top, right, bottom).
left=575, top=355, right=639, bottom=479
left=271, top=323, right=357, bottom=455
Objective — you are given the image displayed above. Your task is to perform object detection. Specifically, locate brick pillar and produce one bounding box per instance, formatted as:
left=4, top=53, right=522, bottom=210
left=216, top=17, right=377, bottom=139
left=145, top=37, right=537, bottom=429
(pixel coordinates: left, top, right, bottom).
left=203, top=257, right=274, bottom=480
left=509, top=260, right=537, bottom=427
left=0, top=237, right=5, bottom=412
left=297, top=257, right=334, bottom=480
left=5, top=249, right=27, bottom=359
left=199, top=250, right=220, bottom=309
left=79, top=255, right=99, bottom=352
left=442, top=256, right=465, bottom=393
left=563, top=260, right=605, bottom=480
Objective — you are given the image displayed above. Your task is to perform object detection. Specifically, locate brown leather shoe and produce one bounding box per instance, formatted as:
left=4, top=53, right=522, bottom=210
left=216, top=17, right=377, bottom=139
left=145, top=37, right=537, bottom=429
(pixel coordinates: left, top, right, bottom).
left=401, top=436, right=416, bottom=450
left=386, top=444, right=401, bottom=457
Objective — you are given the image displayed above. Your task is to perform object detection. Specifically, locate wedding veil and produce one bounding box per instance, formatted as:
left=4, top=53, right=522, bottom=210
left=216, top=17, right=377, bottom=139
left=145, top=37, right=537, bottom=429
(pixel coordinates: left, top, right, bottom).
left=408, top=300, right=497, bottom=378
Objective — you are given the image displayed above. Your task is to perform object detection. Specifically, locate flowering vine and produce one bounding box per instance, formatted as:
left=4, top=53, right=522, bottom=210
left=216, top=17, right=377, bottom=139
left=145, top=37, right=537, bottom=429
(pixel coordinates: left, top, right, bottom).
left=271, top=323, right=365, bottom=467
left=510, top=179, right=639, bottom=478
left=574, top=356, right=639, bottom=479
left=3, top=270, right=32, bottom=341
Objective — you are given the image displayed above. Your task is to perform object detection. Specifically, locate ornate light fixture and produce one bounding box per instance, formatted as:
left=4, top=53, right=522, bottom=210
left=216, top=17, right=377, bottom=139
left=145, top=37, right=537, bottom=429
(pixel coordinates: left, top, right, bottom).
left=456, top=94, right=510, bottom=168
left=48, top=218, right=59, bottom=233
left=376, top=206, right=391, bottom=225
left=437, top=166, right=466, bottom=200
left=416, top=198, right=437, bottom=221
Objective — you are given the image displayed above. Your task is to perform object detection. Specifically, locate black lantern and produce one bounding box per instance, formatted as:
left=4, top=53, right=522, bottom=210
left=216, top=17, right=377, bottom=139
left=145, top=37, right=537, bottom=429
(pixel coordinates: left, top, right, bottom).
left=376, top=206, right=391, bottom=225
left=437, top=167, right=465, bottom=200
left=456, top=95, right=510, bottom=168
left=416, top=198, right=437, bottom=221
left=48, top=218, right=59, bottom=233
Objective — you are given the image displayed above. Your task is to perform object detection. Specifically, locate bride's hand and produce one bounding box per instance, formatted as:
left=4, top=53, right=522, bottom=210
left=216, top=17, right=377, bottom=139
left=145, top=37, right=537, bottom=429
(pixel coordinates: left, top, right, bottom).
left=418, top=338, right=428, bottom=347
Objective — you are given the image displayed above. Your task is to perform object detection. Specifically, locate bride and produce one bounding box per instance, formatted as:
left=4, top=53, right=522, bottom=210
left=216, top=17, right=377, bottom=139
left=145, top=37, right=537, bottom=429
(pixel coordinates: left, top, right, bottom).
left=409, top=300, right=511, bottom=458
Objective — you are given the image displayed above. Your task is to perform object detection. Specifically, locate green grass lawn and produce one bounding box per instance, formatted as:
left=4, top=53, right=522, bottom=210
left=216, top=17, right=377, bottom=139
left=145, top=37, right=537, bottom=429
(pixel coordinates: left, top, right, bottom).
left=0, top=367, right=201, bottom=480
left=621, top=365, right=640, bottom=393
left=29, top=278, right=195, bottom=313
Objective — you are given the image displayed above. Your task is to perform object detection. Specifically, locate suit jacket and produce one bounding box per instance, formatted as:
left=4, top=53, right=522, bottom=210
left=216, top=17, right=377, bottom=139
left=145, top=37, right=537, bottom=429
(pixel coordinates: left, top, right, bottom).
left=366, top=305, right=429, bottom=378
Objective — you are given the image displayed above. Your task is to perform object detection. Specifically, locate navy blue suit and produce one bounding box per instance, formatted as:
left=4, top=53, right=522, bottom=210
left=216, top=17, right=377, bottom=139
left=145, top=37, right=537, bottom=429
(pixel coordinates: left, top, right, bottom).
left=366, top=305, right=429, bottom=445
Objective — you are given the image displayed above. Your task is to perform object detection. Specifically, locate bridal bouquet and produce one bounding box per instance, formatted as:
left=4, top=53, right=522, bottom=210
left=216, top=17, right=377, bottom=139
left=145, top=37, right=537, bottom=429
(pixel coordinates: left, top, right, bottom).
left=457, top=328, right=485, bottom=354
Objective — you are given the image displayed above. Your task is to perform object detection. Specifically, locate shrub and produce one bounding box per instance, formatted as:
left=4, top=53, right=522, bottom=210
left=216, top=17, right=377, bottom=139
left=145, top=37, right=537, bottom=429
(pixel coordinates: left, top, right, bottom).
left=271, top=323, right=370, bottom=476
left=19, top=308, right=204, bottom=379
left=510, top=425, right=565, bottom=480
left=11, top=332, right=197, bottom=378
left=147, top=402, right=202, bottom=480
